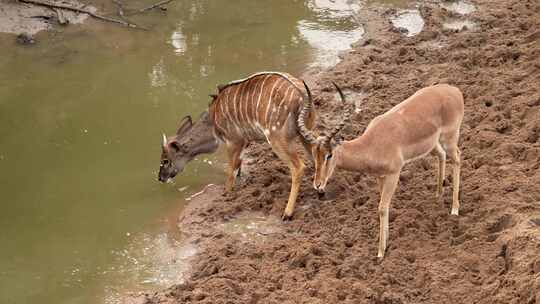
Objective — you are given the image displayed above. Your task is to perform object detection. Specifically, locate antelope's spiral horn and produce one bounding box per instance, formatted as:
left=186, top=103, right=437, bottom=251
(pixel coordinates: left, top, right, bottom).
left=297, top=81, right=319, bottom=145
left=323, top=82, right=353, bottom=145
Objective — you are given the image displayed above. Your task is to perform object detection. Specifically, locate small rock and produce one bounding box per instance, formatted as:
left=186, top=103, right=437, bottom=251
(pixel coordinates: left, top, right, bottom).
left=495, top=120, right=510, bottom=133
left=16, top=33, right=35, bottom=45
left=532, top=259, right=540, bottom=274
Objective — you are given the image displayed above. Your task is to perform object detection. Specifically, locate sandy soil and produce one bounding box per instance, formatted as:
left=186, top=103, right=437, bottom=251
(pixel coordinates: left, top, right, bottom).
left=133, top=0, right=540, bottom=303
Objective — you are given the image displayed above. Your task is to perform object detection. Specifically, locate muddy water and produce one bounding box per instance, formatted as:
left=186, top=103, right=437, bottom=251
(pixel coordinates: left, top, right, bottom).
left=0, top=0, right=369, bottom=303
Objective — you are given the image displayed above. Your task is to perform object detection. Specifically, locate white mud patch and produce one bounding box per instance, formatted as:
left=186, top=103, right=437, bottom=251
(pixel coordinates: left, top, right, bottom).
left=440, top=0, right=476, bottom=15
left=219, top=213, right=284, bottom=243
left=443, top=19, right=476, bottom=31
left=390, top=9, right=424, bottom=37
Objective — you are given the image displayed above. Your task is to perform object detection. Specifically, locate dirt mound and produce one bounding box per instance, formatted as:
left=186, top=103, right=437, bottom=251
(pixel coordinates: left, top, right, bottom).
left=139, top=0, right=540, bottom=303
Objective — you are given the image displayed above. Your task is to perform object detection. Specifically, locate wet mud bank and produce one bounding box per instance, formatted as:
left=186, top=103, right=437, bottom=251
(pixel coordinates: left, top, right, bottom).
left=138, top=0, right=540, bottom=303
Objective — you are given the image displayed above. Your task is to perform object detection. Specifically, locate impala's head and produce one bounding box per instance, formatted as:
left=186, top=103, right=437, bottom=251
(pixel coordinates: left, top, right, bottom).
left=298, top=81, right=352, bottom=193
left=158, top=111, right=219, bottom=183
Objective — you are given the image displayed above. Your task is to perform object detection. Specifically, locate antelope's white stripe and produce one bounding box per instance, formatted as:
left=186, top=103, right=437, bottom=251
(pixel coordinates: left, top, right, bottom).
left=218, top=89, right=229, bottom=133
left=248, top=77, right=259, bottom=128
left=274, top=85, right=293, bottom=129
left=255, top=74, right=273, bottom=127
left=250, top=76, right=265, bottom=132
left=224, top=86, right=242, bottom=135
left=240, top=81, right=251, bottom=133
left=222, top=87, right=234, bottom=132
left=214, top=103, right=225, bottom=134
left=232, top=82, right=241, bottom=128
left=237, top=81, right=248, bottom=136
left=265, top=79, right=287, bottom=128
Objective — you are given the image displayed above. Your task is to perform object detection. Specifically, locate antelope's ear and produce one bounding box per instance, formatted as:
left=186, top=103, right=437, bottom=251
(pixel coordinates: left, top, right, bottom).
left=208, top=95, right=218, bottom=106
left=199, top=110, right=210, bottom=121
left=176, top=116, right=193, bottom=135
left=169, top=140, right=182, bottom=153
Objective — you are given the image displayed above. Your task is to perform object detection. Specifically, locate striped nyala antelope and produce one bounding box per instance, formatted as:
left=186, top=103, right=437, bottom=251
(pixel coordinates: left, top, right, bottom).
left=158, top=72, right=317, bottom=220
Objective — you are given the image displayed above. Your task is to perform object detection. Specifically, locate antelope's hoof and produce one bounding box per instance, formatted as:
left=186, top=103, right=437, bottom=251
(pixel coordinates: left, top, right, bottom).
left=282, top=213, right=293, bottom=221
left=317, top=191, right=325, bottom=200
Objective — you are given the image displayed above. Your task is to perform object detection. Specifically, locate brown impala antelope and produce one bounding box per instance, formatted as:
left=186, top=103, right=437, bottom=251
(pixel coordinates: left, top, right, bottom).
left=299, top=83, right=464, bottom=258
left=158, top=72, right=317, bottom=220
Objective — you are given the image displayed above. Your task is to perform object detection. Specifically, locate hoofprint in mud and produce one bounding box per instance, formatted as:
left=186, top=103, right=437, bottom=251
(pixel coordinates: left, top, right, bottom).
left=141, top=0, right=540, bottom=303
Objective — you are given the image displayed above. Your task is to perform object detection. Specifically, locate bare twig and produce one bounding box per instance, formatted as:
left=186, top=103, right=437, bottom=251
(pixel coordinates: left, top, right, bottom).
left=130, top=0, right=175, bottom=15
left=111, top=0, right=146, bottom=28
left=18, top=0, right=147, bottom=30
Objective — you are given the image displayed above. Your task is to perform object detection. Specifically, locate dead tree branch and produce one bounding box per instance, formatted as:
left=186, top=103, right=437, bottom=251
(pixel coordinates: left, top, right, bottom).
left=18, top=0, right=147, bottom=30
left=131, top=0, right=175, bottom=15
left=111, top=0, right=145, bottom=28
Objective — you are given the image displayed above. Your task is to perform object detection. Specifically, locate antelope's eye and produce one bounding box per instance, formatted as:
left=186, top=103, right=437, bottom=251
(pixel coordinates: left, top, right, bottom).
left=325, top=154, right=333, bottom=160
left=161, top=159, right=171, bottom=166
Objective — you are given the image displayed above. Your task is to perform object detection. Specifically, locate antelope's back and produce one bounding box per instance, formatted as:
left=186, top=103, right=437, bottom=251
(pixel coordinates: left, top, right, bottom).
left=209, top=72, right=307, bottom=142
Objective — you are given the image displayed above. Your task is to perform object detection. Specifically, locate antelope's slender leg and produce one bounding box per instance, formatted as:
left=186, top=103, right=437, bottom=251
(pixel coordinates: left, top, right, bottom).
left=270, top=138, right=305, bottom=220
left=449, top=147, right=461, bottom=215
left=225, top=141, right=244, bottom=192
left=441, top=129, right=461, bottom=215
left=433, top=142, right=446, bottom=198
left=377, top=173, right=400, bottom=258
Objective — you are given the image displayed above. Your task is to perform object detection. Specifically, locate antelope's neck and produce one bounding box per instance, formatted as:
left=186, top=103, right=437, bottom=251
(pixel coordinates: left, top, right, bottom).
left=335, top=137, right=374, bottom=173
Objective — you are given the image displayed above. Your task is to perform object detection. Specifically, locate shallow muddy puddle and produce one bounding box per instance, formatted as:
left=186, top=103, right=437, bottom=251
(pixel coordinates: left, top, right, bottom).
left=440, top=0, right=476, bottom=15
left=390, top=9, right=425, bottom=37
left=441, top=1, right=477, bottom=31
left=385, top=0, right=476, bottom=37
left=443, top=19, right=476, bottom=31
